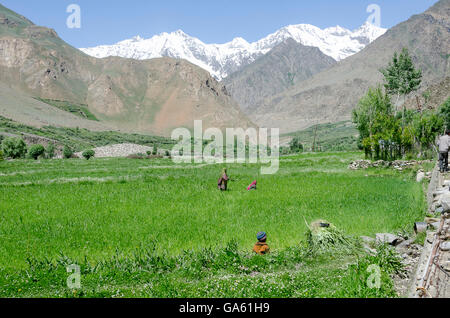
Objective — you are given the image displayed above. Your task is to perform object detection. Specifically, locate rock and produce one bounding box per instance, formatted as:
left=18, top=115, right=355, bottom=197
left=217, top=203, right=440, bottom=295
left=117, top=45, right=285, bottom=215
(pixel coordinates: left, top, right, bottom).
left=396, top=239, right=414, bottom=253
left=360, top=236, right=375, bottom=244
left=425, top=217, right=441, bottom=224
left=416, top=172, right=425, bottom=182
left=376, top=233, right=403, bottom=246
left=430, top=222, right=441, bottom=230
left=440, top=242, right=450, bottom=251
left=414, top=222, right=428, bottom=233
left=440, top=195, right=450, bottom=212
left=436, top=207, right=444, bottom=214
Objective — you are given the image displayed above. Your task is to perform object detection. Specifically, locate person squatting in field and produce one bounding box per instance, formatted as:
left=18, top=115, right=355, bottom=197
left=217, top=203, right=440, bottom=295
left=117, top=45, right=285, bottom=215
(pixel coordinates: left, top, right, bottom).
left=218, top=168, right=229, bottom=191
left=253, top=232, right=270, bottom=255
left=437, top=130, right=450, bottom=173
left=247, top=180, right=257, bottom=191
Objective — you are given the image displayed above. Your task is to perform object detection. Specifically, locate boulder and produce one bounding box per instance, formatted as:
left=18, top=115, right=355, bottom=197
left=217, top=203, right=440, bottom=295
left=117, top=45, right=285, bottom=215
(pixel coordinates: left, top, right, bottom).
left=416, top=172, right=425, bottom=182
left=376, top=233, right=403, bottom=246
left=430, top=222, right=441, bottom=230
left=440, top=242, right=450, bottom=251
left=414, top=222, right=428, bottom=233
left=360, top=236, right=375, bottom=244
left=440, top=195, right=450, bottom=213
left=425, top=217, right=441, bottom=224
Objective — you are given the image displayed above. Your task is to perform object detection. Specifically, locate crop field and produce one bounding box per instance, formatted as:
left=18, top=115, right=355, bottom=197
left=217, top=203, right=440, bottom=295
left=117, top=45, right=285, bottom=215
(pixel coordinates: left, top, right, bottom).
left=0, top=152, right=427, bottom=297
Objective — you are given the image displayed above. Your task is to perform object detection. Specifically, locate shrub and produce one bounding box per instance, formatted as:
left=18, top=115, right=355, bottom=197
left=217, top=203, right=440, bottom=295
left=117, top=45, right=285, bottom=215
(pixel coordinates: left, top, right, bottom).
left=152, top=145, right=157, bottom=155
left=82, top=149, right=95, bottom=160
left=0, top=150, right=3, bottom=161
left=127, top=153, right=145, bottom=159
left=45, top=143, right=56, bottom=159
left=28, top=144, right=45, bottom=160
left=63, top=145, right=73, bottom=159
left=146, top=151, right=152, bottom=156
left=1, top=137, right=27, bottom=159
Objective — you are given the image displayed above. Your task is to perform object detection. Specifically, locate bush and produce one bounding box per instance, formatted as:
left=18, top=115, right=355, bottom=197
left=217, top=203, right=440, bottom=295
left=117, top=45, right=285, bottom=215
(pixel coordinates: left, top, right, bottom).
left=1, top=137, right=27, bottom=159
left=152, top=145, right=157, bottom=155
left=28, top=144, right=45, bottom=160
left=0, top=150, right=3, bottom=161
left=45, top=143, right=56, bottom=159
left=63, top=145, right=73, bottom=159
left=82, top=149, right=95, bottom=160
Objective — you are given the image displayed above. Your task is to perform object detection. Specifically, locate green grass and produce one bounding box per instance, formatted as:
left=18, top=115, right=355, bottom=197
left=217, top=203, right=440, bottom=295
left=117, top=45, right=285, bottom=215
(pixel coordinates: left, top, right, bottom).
left=0, top=151, right=427, bottom=297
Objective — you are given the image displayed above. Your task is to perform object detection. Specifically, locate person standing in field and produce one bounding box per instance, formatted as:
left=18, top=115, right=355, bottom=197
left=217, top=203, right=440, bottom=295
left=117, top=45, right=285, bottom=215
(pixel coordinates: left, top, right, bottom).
left=253, top=232, right=270, bottom=255
left=218, top=168, right=229, bottom=191
left=437, top=130, right=450, bottom=173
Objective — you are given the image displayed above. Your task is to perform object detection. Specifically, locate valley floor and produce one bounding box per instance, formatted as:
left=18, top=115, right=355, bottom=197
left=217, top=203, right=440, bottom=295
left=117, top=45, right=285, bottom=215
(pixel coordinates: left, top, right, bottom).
left=0, top=152, right=427, bottom=297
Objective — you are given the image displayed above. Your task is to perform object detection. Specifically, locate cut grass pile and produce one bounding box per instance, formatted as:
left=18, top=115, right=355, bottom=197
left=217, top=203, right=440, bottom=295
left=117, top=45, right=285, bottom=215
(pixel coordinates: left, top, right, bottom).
left=0, top=151, right=427, bottom=297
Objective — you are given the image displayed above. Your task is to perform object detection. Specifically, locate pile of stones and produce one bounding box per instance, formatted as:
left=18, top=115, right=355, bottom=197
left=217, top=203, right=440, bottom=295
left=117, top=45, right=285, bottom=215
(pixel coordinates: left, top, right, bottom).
left=348, top=159, right=432, bottom=171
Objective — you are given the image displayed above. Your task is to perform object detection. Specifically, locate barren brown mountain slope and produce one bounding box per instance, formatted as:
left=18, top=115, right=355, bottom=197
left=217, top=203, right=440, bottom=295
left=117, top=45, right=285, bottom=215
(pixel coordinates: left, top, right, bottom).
left=222, top=39, right=336, bottom=113
left=403, top=77, right=450, bottom=111
left=252, top=0, right=449, bottom=133
left=0, top=4, right=254, bottom=136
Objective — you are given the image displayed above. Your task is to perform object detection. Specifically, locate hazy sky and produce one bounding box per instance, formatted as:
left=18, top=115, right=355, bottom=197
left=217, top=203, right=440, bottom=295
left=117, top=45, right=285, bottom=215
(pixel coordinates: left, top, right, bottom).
left=0, top=0, right=440, bottom=48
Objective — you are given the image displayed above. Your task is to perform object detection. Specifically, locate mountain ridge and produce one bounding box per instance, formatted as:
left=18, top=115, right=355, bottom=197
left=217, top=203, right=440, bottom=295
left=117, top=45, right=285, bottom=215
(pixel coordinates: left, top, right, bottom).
left=249, top=0, right=450, bottom=133
left=80, top=22, right=386, bottom=80
left=0, top=3, right=254, bottom=137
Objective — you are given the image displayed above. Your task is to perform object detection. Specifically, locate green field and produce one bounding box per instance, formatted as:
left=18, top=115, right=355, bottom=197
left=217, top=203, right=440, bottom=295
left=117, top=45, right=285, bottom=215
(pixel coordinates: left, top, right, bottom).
left=284, top=121, right=359, bottom=152
left=0, top=152, right=427, bottom=297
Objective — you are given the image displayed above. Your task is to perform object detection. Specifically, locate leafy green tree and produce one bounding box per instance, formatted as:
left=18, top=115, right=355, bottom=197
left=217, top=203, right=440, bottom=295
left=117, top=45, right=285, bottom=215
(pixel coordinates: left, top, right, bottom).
left=289, top=137, right=304, bottom=153
left=63, top=145, right=74, bottom=159
left=412, top=111, right=444, bottom=153
left=152, top=145, right=157, bottom=155
left=381, top=48, right=422, bottom=107
left=438, top=97, right=450, bottom=130
left=1, top=137, right=27, bottom=159
left=352, top=86, right=403, bottom=160
left=82, top=149, right=95, bottom=160
left=45, top=143, right=56, bottom=159
left=28, top=144, right=45, bottom=160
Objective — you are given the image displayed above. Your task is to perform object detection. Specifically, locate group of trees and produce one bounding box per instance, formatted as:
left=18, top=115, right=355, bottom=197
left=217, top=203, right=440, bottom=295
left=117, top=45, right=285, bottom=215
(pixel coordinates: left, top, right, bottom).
left=353, top=48, right=446, bottom=160
left=0, top=136, right=95, bottom=160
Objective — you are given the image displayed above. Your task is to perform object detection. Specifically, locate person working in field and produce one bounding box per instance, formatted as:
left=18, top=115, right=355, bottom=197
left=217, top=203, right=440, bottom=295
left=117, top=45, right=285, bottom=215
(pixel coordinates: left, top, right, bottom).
left=437, top=130, right=450, bottom=173
left=247, top=180, right=257, bottom=191
left=253, top=232, right=270, bottom=255
left=218, top=168, right=229, bottom=191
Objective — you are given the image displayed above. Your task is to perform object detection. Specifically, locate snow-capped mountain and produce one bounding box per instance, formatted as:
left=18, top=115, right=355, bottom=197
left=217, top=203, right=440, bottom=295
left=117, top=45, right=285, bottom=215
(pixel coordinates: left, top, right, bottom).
left=80, top=22, right=387, bottom=80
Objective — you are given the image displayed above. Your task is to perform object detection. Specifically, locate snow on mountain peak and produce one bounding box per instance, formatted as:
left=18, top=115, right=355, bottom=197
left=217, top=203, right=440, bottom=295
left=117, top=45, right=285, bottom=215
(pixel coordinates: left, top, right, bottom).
left=80, top=22, right=387, bottom=80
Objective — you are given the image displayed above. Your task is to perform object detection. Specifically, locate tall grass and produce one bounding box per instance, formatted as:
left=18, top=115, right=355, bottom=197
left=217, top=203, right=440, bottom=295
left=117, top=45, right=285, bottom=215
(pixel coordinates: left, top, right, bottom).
left=0, top=152, right=426, bottom=297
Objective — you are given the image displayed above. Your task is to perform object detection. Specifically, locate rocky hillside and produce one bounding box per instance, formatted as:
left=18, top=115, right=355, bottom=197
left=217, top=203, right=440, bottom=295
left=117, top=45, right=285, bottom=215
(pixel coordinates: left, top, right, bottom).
left=403, top=77, right=450, bottom=111
left=250, top=0, right=450, bottom=133
left=222, top=38, right=336, bottom=113
left=0, top=4, right=254, bottom=137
